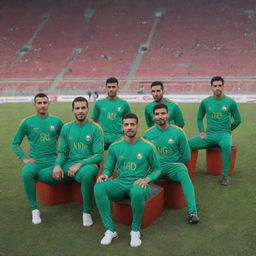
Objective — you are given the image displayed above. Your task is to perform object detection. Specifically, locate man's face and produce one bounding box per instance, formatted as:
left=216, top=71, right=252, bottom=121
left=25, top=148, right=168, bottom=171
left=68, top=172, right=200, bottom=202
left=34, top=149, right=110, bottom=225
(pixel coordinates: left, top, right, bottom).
left=211, top=80, right=224, bottom=97
left=151, top=85, right=164, bottom=103
left=106, top=82, right=119, bottom=98
left=122, top=118, right=138, bottom=138
left=34, top=97, right=49, bottom=115
left=153, top=108, right=169, bottom=127
left=73, top=101, right=88, bottom=122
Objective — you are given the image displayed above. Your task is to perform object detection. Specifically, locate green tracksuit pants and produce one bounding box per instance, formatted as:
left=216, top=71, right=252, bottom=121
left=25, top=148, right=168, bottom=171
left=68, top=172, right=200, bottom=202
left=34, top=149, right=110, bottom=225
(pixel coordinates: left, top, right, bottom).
left=160, top=163, right=197, bottom=214
left=188, top=132, right=232, bottom=176
left=22, top=162, right=59, bottom=210
left=94, top=179, right=151, bottom=231
left=22, top=161, right=98, bottom=212
left=62, top=161, right=98, bottom=213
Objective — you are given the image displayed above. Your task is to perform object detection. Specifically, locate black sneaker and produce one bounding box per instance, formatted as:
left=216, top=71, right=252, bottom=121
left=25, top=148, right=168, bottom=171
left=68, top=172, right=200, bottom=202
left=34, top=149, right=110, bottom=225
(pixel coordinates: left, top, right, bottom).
left=188, top=213, right=200, bottom=224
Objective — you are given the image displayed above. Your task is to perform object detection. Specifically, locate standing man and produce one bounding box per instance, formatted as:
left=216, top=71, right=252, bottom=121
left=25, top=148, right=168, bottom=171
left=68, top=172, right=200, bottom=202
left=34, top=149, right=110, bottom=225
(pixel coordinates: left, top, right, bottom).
left=11, top=93, right=63, bottom=224
left=144, top=81, right=185, bottom=128
left=91, top=77, right=131, bottom=150
left=144, top=104, right=199, bottom=224
left=52, top=96, right=104, bottom=226
left=188, top=76, right=241, bottom=186
left=94, top=113, right=162, bottom=247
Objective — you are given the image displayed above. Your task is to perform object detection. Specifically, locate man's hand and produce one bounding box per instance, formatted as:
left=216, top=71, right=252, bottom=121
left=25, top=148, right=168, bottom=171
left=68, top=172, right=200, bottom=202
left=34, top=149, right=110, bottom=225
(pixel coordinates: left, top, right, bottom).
left=199, top=132, right=207, bottom=138
left=23, top=158, right=36, bottom=164
left=134, top=178, right=150, bottom=189
left=68, top=163, right=82, bottom=177
left=52, top=165, right=64, bottom=181
left=96, top=175, right=109, bottom=183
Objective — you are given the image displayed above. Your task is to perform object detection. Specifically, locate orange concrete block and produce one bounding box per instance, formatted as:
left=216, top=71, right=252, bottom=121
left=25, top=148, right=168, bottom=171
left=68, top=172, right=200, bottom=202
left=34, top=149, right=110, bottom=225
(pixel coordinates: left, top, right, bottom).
left=206, top=146, right=237, bottom=176
left=72, top=181, right=83, bottom=203
left=186, top=150, right=198, bottom=180
left=154, top=179, right=186, bottom=209
left=36, top=182, right=73, bottom=205
left=112, top=184, right=164, bottom=228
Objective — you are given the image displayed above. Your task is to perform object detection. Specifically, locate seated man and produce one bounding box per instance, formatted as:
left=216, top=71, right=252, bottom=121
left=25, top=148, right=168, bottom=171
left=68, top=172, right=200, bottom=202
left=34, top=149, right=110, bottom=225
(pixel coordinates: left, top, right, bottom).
left=11, top=93, right=63, bottom=224
left=52, top=96, right=104, bottom=226
left=94, top=113, right=162, bottom=247
left=144, top=103, right=199, bottom=224
left=188, top=76, right=241, bottom=185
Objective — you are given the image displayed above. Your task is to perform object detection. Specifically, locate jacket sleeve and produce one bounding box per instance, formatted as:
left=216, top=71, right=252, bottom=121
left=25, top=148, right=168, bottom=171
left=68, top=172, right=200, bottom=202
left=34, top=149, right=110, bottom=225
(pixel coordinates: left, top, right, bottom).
left=11, top=120, right=28, bottom=160
left=146, top=145, right=162, bottom=182
left=145, top=105, right=154, bottom=128
left=103, top=145, right=116, bottom=177
left=79, top=125, right=104, bottom=166
left=173, top=104, right=185, bottom=128
left=230, top=101, right=241, bottom=131
left=55, top=127, right=69, bottom=166
left=178, top=130, right=191, bottom=163
left=196, top=101, right=206, bottom=133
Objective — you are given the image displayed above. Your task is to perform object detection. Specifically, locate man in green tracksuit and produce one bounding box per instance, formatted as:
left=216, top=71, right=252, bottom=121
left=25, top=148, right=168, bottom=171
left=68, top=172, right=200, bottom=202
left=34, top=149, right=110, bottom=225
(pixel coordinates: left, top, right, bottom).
left=52, top=97, right=104, bottom=226
left=144, top=103, right=199, bottom=224
left=94, top=113, right=162, bottom=247
left=11, top=93, right=63, bottom=224
left=188, top=76, right=241, bottom=185
left=144, top=81, right=185, bottom=128
left=91, top=77, right=131, bottom=150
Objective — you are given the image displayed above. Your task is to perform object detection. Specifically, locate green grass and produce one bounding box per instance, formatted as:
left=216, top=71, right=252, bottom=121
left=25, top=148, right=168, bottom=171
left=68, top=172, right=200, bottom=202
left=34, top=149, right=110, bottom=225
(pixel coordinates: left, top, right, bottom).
left=1, top=102, right=255, bottom=256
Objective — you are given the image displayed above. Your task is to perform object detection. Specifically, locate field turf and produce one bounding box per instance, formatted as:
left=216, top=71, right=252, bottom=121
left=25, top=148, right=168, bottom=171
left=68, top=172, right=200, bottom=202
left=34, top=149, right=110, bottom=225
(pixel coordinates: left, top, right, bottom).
left=0, top=102, right=255, bottom=256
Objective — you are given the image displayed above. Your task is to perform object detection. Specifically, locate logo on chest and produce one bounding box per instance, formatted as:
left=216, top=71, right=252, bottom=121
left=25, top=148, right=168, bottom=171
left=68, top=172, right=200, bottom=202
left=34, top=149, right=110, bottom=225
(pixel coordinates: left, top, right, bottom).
left=136, top=153, right=143, bottom=160
left=222, top=106, right=227, bottom=111
left=168, top=138, right=174, bottom=144
left=50, top=125, right=55, bottom=131
left=86, top=135, right=92, bottom=141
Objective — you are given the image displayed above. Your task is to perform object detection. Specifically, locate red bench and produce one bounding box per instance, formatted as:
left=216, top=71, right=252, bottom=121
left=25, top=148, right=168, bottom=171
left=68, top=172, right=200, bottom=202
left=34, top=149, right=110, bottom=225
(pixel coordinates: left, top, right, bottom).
left=112, top=184, right=164, bottom=228
left=36, top=181, right=82, bottom=205
left=206, top=146, right=237, bottom=176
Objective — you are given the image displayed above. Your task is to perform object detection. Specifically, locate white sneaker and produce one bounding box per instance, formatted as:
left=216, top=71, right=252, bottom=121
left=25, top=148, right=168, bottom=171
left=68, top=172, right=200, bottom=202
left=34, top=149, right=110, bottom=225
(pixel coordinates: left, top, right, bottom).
left=32, top=209, right=41, bottom=224
left=100, top=230, right=118, bottom=245
left=83, top=213, right=93, bottom=227
left=130, top=231, right=142, bottom=247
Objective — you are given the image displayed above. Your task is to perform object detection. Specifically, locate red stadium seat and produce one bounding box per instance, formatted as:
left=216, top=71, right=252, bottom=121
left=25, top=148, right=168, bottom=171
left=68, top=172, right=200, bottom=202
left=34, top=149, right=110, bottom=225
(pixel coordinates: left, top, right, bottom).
left=186, top=150, right=198, bottom=180
left=36, top=181, right=82, bottom=205
left=112, top=184, right=164, bottom=228
left=154, top=179, right=186, bottom=209
left=206, top=146, right=237, bottom=176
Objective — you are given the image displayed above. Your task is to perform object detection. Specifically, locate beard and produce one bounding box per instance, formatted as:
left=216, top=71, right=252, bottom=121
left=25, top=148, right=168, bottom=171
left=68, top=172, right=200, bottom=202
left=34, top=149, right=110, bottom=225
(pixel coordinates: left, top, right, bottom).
left=125, top=130, right=137, bottom=138
left=108, top=91, right=117, bottom=97
left=156, top=119, right=166, bottom=126
left=75, top=113, right=86, bottom=122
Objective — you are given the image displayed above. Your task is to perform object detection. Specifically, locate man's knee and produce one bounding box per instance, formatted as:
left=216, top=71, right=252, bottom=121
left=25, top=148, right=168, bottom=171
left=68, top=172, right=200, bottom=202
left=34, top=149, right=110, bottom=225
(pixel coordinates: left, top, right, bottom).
left=22, top=163, right=38, bottom=179
left=94, top=182, right=106, bottom=198
left=130, top=186, right=147, bottom=200
left=176, top=167, right=190, bottom=182
left=219, top=143, right=232, bottom=152
left=79, top=166, right=97, bottom=181
left=188, top=137, right=200, bottom=150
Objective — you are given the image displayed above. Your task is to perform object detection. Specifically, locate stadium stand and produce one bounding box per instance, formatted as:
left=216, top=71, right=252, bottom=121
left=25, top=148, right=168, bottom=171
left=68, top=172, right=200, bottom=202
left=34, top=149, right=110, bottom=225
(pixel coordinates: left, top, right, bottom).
left=0, top=0, right=255, bottom=95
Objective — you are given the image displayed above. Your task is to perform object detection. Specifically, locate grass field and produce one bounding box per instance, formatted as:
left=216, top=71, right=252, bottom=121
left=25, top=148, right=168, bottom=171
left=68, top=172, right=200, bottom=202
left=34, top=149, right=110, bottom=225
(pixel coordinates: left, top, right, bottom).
left=1, top=102, right=255, bottom=256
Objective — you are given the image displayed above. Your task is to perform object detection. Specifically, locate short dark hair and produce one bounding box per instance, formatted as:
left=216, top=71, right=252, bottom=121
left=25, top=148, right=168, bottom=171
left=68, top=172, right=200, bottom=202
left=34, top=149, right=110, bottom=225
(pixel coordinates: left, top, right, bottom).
left=122, top=113, right=138, bottom=124
left=153, top=103, right=168, bottom=114
left=72, top=96, right=88, bottom=109
left=106, top=77, right=119, bottom=86
left=34, top=93, right=48, bottom=103
left=211, top=76, right=224, bottom=86
left=151, top=81, right=164, bottom=90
